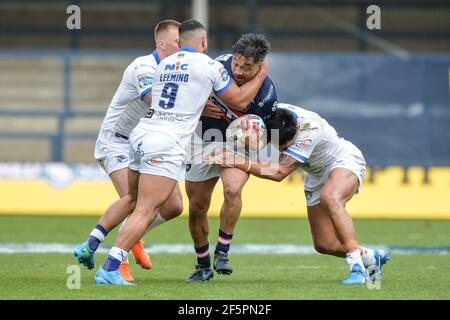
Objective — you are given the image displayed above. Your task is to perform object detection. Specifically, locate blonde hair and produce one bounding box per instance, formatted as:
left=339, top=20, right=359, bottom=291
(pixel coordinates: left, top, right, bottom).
left=154, top=19, right=181, bottom=40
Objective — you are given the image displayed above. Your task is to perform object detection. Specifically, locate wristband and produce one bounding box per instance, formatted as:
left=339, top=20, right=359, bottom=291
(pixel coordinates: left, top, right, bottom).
left=246, top=158, right=252, bottom=172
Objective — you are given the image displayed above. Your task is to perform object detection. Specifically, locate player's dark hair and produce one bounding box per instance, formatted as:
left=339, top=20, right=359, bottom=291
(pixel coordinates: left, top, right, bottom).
left=179, top=19, right=206, bottom=35
left=232, top=33, right=270, bottom=64
left=266, top=109, right=297, bottom=146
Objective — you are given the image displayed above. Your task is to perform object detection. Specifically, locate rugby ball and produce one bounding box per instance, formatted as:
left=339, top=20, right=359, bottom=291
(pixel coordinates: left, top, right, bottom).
left=226, top=114, right=266, bottom=151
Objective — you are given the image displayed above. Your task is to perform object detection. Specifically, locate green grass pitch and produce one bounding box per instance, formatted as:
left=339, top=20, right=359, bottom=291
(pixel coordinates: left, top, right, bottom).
left=0, top=216, right=448, bottom=299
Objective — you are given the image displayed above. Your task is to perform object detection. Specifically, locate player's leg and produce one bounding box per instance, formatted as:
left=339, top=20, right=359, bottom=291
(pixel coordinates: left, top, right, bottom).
left=213, top=167, right=249, bottom=275
left=185, top=177, right=219, bottom=282
left=308, top=202, right=388, bottom=279
left=319, top=167, right=369, bottom=284
left=96, top=174, right=177, bottom=285
left=307, top=204, right=346, bottom=258
left=156, top=182, right=184, bottom=224
left=109, top=167, right=153, bottom=272
left=130, top=183, right=184, bottom=271
left=107, top=168, right=139, bottom=281
left=73, top=169, right=137, bottom=270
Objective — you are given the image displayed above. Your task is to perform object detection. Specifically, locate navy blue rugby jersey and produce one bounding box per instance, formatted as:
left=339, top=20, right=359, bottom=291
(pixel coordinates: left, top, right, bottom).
left=200, top=54, right=278, bottom=141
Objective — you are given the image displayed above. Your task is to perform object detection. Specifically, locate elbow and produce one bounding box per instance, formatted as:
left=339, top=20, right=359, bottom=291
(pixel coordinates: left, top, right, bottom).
left=237, top=99, right=250, bottom=110
left=230, top=100, right=247, bottom=111
left=226, top=96, right=248, bottom=111
left=271, top=172, right=287, bottom=182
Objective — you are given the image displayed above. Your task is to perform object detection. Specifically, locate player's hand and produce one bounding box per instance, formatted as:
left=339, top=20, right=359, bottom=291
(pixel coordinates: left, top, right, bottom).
left=204, top=149, right=238, bottom=167
left=239, top=120, right=265, bottom=150
left=202, top=99, right=224, bottom=119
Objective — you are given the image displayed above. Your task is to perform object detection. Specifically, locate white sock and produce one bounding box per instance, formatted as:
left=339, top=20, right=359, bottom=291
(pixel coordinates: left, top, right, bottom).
left=89, top=228, right=106, bottom=242
left=346, top=249, right=366, bottom=271
left=109, top=246, right=128, bottom=263
left=147, top=213, right=166, bottom=232
left=360, top=247, right=376, bottom=267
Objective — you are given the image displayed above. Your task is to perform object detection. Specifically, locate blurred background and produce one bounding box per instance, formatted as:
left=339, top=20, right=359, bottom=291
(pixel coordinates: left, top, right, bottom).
left=0, top=0, right=449, bottom=218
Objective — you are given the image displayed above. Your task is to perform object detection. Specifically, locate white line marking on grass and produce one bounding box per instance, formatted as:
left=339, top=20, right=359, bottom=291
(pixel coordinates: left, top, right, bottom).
left=0, top=243, right=448, bottom=255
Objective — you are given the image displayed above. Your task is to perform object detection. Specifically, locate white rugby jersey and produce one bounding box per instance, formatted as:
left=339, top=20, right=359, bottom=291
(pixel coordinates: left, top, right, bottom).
left=137, top=47, right=233, bottom=148
left=279, top=103, right=359, bottom=175
left=98, top=50, right=160, bottom=138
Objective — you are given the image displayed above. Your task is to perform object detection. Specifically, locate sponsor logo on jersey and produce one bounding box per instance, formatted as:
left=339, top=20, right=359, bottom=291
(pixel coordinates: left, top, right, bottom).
left=272, top=101, right=278, bottom=112
left=185, top=163, right=192, bottom=172
left=134, top=64, right=153, bottom=70
left=146, top=156, right=164, bottom=166
left=304, top=190, right=313, bottom=200
left=132, top=141, right=144, bottom=158
left=145, top=109, right=154, bottom=119
left=165, top=62, right=188, bottom=71
left=177, top=53, right=185, bottom=59
left=114, top=155, right=128, bottom=163
left=296, top=139, right=312, bottom=148
left=137, top=73, right=153, bottom=88
left=153, top=110, right=187, bottom=122
left=259, top=84, right=275, bottom=107
left=220, top=68, right=230, bottom=82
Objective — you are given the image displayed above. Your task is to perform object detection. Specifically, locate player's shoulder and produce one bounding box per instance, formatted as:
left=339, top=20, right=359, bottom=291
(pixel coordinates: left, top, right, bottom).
left=196, top=53, right=226, bottom=71
left=129, top=53, right=158, bottom=70
left=260, top=75, right=276, bottom=94
left=254, top=76, right=277, bottom=105
left=215, top=53, right=232, bottom=63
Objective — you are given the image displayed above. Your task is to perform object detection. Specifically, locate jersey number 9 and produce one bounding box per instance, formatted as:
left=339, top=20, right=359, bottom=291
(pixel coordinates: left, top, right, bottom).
left=159, top=83, right=179, bottom=109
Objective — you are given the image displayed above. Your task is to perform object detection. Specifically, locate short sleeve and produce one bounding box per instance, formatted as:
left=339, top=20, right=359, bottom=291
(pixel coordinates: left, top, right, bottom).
left=209, top=59, right=233, bottom=95
left=281, top=120, right=321, bottom=163
left=130, top=62, right=156, bottom=100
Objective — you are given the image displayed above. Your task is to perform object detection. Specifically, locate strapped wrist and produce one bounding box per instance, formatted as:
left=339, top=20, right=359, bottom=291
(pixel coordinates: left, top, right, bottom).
left=246, top=158, right=252, bottom=172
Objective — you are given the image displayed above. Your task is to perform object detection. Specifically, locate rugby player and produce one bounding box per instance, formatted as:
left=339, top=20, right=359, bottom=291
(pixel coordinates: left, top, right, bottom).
left=185, top=33, right=277, bottom=282
left=208, top=103, right=389, bottom=285
left=73, top=20, right=184, bottom=281
left=92, top=19, right=269, bottom=285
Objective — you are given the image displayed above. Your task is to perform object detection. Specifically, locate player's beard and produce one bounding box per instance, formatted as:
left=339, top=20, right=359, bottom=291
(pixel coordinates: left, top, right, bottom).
left=234, top=77, right=245, bottom=86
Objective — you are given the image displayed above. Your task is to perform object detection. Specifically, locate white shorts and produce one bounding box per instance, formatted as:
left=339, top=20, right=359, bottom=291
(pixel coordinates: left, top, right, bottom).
left=185, top=162, right=221, bottom=182
left=304, top=148, right=366, bottom=207
left=94, top=130, right=130, bottom=176
left=128, top=127, right=184, bottom=181
left=185, top=139, right=226, bottom=182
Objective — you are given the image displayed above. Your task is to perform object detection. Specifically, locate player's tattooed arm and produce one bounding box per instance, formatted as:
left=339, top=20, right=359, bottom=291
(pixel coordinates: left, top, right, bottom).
left=279, top=154, right=302, bottom=169
left=207, top=150, right=301, bottom=182
left=252, top=154, right=301, bottom=181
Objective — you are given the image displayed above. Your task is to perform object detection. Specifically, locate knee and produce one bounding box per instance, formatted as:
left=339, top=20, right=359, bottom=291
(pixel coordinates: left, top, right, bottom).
left=167, top=197, right=184, bottom=219
left=132, top=206, right=157, bottom=225
left=223, top=185, right=243, bottom=203
left=124, top=194, right=137, bottom=211
left=189, top=198, right=209, bottom=217
left=188, top=201, right=209, bottom=234
left=173, top=200, right=184, bottom=217
left=320, top=191, right=344, bottom=214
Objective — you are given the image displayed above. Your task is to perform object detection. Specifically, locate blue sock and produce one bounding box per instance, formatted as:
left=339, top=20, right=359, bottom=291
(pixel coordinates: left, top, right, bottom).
left=102, top=255, right=121, bottom=272
left=87, top=224, right=108, bottom=251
